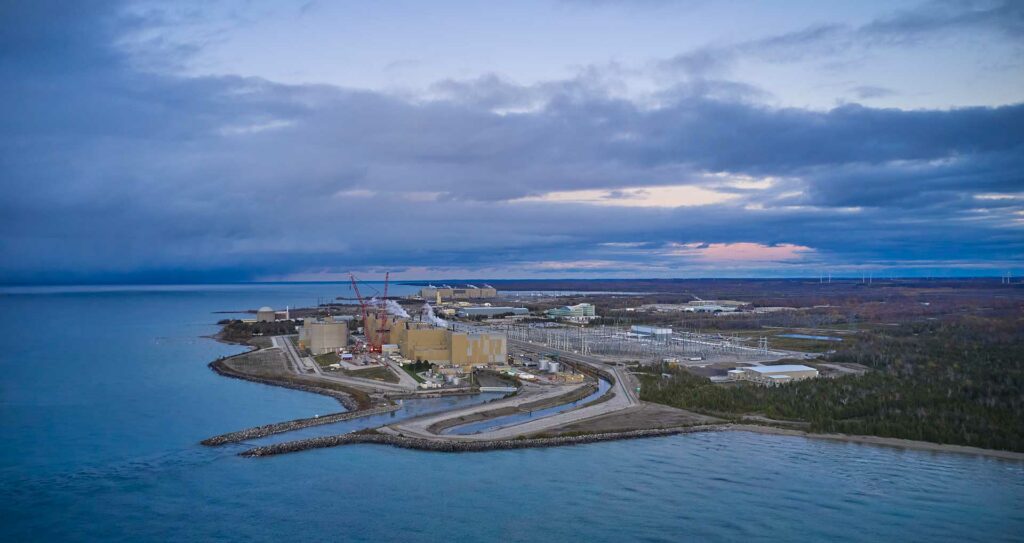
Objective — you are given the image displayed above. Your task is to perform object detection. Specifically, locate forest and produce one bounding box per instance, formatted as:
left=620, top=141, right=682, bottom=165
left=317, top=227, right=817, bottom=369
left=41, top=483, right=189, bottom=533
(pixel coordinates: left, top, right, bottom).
left=640, top=316, right=1024, bottom=452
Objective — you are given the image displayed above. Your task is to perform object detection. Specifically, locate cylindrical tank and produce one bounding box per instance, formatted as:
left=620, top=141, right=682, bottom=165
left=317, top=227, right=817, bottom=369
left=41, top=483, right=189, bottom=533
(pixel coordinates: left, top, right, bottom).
left=548, top=361, right=560, bottom=373
left=539, top=359, right=550, bottom=371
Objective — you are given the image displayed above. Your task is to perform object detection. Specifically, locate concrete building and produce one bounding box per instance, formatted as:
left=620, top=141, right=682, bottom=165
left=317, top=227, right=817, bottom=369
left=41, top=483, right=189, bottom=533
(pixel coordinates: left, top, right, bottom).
left=418, top=284, right=498, bottom=300
left=631, top=325, right=673, bottom=336
left=256, top=306, right=277, bottom=322
left=683, top=304, right=736, bottom=313
left=450, top=332, right=507, bottom=367
left=365, top=314, right=507, bottom=369
left=728, top=364, right=819, bottom=385
left=546, top=303, right=597, bottom=322
left=300, top=316, right=349, bottom=355
left=457, top=306, right=529, bottom=318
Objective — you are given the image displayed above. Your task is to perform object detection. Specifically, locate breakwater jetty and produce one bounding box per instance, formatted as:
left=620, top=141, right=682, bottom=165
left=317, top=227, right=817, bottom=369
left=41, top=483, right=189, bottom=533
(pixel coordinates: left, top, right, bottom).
left=239, top=425, right=726, bottom=457
left=201, top=404, right=401, bottom=446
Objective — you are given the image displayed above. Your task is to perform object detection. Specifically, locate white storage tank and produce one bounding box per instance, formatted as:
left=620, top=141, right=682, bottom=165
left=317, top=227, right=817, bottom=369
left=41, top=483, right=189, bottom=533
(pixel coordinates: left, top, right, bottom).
left=539, top=359, right=550, bottom=371
left=548, top=361, right=560, bottom=373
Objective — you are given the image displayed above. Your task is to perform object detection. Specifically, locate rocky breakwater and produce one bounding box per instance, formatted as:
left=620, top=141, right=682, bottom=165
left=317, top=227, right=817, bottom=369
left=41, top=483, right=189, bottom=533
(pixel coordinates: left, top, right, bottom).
left=202, top=404, right=401, bottom=446
left=239, top=425, right=727, bottom=457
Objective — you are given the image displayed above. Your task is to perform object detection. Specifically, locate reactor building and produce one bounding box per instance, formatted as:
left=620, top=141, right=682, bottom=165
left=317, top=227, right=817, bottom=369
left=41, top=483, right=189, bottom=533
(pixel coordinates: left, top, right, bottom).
left=418, top=284, right=498, bottom=301
left=299, top=316, right=349, bottom=355
left=364, top=313, right=506, bottom=368
left=256, top=306, right=277, bottom=322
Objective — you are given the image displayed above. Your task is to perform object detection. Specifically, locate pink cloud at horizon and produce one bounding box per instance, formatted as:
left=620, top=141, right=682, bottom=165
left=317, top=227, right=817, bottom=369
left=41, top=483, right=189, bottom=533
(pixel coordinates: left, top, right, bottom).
left=666, top=242, right=815, bottom=262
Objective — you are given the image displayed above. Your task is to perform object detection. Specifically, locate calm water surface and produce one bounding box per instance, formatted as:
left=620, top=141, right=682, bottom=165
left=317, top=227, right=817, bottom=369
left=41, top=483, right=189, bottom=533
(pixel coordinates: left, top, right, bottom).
left=1, top=284, right=1021, bottom=542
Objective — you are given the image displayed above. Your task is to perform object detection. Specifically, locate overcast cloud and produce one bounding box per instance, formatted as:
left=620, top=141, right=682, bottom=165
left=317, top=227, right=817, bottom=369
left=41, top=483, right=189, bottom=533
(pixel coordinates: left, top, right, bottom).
left=0, top=0, right=1022, bottom=283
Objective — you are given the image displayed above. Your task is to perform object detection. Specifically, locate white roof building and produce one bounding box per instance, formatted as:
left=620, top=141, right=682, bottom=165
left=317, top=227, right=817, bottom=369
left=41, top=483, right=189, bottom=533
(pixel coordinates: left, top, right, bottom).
left=728, top=364, right=818, bottom=385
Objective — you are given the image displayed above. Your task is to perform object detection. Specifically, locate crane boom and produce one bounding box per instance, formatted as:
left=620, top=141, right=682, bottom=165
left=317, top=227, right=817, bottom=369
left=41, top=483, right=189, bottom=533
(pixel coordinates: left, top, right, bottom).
left=349, top=271, right=391, bottom=353
left=349, top=273, right=371, bottom=350
left=375, top=271, right=391, bottom=350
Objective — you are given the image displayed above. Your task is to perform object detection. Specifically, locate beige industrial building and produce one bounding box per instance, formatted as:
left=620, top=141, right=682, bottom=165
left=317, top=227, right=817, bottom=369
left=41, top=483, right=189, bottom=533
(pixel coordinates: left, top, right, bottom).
left=727, top=364, right=818, bottom=385
left=256, top=306, right=277, bottom=322
left=366, top=314, right=506, bottom=369
left=418, top=285, right=498, bottom=300
left=299, top=316, right=349, bottom=355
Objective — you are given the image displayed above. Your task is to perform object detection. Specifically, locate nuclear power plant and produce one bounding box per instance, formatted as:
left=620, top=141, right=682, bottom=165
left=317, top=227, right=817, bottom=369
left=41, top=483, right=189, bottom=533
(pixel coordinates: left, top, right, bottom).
left=418, top=284, right=497, bottom=300
left=364, top=311, right=507, bottom=369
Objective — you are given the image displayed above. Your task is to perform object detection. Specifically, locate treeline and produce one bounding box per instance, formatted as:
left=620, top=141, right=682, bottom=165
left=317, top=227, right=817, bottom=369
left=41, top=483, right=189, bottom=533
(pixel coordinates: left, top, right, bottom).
left=217, top=319, right=298, bottom=342
left=405, top=360, right=434, bottom=373
left=640, top=316, right=1024, bottom=452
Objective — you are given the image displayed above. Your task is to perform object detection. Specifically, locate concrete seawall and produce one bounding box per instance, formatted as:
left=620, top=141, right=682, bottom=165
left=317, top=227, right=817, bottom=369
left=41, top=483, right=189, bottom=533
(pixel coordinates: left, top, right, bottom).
left=239, top=425, right=727, bottom=457
left=202, top=404, right=401, bottom=446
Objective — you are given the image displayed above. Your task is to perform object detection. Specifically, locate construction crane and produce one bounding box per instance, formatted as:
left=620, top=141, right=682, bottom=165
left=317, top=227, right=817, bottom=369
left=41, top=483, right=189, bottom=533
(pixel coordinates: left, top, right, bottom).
left=375, top=271, right=391, bottom=351
left=348, top=271, right=391, bottom=353
left=349, top=273, right=371, bottom=350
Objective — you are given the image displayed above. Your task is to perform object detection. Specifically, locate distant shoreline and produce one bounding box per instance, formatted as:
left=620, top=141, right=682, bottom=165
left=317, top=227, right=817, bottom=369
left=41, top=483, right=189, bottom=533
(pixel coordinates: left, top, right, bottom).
left=728, top=424, right=1024, bottom=462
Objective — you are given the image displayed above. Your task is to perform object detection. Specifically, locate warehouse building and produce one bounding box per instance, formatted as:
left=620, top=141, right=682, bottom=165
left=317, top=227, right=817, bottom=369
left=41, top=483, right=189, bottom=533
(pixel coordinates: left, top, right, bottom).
left=457, top=306, right=529, bottom=318
left=728, top=364, right=819, bottom=385
left=299, top=316, right=349, bottom=355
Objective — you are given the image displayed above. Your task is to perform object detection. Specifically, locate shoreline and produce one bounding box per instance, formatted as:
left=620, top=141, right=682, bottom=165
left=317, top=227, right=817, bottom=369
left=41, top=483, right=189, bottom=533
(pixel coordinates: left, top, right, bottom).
left=236, top=422, right=1024, bottom=461
left=727, top=424, right=1024, bottom=462
left=202, top=331, right=1024, bottom=462
left=209, top=357, right=362, bottom=411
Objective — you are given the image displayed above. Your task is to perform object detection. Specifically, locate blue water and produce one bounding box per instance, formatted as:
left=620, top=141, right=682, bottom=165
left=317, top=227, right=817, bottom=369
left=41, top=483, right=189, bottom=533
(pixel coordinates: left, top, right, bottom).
left=778, top=333, right=844, bottom=342
left=1, top=284, right=1022, bottom=542
left=446, top=378, right=612, bottom=435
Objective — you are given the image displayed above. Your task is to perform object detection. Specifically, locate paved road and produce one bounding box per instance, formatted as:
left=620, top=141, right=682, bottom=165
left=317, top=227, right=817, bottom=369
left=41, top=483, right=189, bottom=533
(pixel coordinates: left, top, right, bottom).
left=386, top=338, right=641, bottom=441
left=271, top=336, right=415, bottom=393
left=381, top=357, right=421, bottom=389
left=510, top=339, right=640, bottom=402
left=384, top=381, right=584, bottom=440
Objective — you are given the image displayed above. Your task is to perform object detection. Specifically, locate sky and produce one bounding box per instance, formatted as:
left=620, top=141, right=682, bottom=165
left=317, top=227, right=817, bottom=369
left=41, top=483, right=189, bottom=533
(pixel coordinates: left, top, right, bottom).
left=0, top=0, right=1022, bottom=283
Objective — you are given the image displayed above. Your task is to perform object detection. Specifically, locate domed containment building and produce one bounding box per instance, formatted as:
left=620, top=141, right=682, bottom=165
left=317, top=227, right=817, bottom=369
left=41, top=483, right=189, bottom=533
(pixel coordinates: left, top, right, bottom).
left=256, top=306, right=277, bottom=323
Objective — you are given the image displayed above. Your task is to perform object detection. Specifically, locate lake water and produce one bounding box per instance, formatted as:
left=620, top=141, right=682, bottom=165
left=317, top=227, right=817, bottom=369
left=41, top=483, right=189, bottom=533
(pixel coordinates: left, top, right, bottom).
left=1, top=284, right=1021, bottom=542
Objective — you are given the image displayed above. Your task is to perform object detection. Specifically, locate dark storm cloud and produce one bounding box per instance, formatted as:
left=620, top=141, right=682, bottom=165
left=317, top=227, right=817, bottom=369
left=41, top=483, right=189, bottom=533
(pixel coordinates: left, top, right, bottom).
left=0, top=1, right=1021, bottom=283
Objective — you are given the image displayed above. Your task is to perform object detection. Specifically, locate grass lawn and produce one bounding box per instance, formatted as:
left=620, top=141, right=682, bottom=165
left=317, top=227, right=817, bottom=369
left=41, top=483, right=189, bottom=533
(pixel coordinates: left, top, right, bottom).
left=313, top=352, right=340, bottom=367
left=343, top=365, right=400, bottom=383
left=401, top=364, right=425, bottom=383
